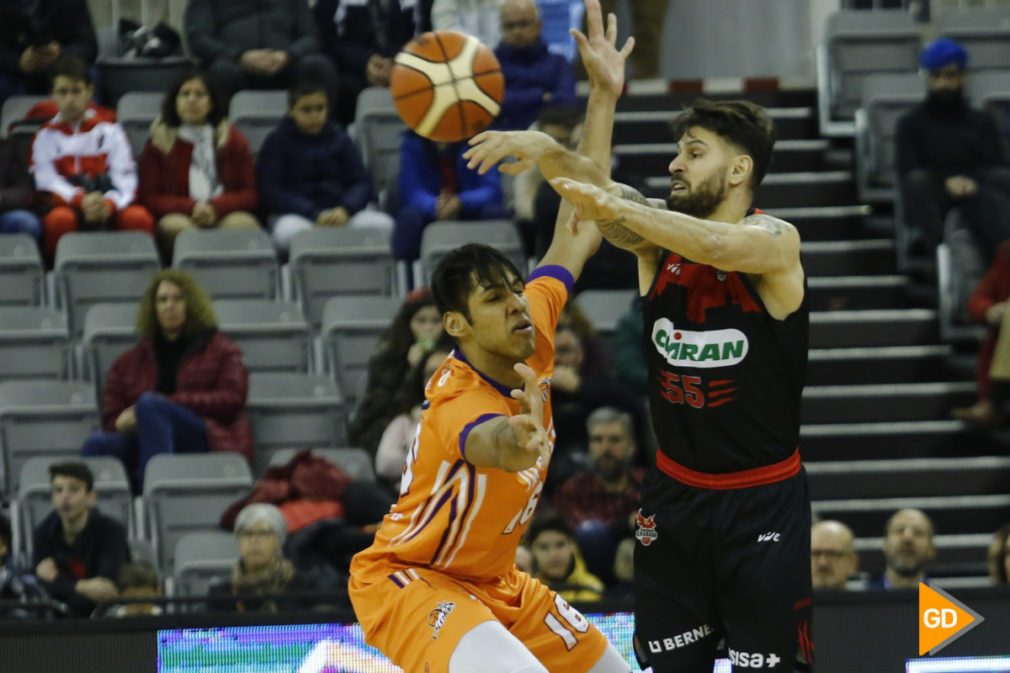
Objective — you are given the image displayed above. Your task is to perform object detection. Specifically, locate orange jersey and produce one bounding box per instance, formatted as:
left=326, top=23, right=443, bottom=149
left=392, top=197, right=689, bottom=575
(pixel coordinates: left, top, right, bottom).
left=351, top=268, right=571, bottom=583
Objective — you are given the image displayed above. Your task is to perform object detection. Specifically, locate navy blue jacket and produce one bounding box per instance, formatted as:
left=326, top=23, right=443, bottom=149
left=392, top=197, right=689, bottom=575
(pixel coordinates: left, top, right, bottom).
left=256, top=116, right=373, bottom=220
left=398, top=132, right=501, bottom=218
left=493, top=38, right=576, bottom=130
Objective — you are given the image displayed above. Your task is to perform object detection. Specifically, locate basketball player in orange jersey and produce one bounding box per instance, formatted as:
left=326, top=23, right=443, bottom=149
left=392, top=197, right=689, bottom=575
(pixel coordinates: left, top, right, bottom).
left=347, top=2, right=634, bottom=673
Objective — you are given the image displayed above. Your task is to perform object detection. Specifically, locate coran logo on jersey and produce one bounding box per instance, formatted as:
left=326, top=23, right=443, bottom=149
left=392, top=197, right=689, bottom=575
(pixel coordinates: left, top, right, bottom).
left=427, top=600, right=455, bottom=639
left=652, top=318, right=749, bottom=368
left=635, top=510, right=658, bottom=546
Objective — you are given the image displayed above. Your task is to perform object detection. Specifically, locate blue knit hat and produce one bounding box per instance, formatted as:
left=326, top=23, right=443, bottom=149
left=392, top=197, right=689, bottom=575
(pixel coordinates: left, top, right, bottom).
left=920, top=38, right=968, bottom=71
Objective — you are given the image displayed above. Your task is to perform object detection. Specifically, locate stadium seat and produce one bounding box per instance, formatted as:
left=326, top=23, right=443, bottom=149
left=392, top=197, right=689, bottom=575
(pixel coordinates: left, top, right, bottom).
left=227, top=89, right=287, bottom=156
left=172, top=228, right=279, bottom=300
left=574, top=289, right=638, bottom=338
left=289, top=227, right=397, bottom=327
left=354, top=87, right=406, bottom=200
left=171, top=531, right=239, bottom=601
left=0, top=233, right=44, bottom=307
left=0, top=307, right=72, bottom=382
left=0, top=380, right=99, bottom=500
left=116, top=91, right=163, bottom=158
left=267, top=447, right=376, bottom=482
left=214, top=299, right=312, bottom=374
left=96, top=56, right=194, bottom=108
left=936, top=8, right=1010, bottom=72
left=14, top=456, right=132, bottom=560
left=81, top=303, right=140, bottom=403
left=415, top=219, right=525, bottom=288
left=321, top=295, right=400, bottom=402
left=54, top=231, right=161, bottom=337
left=853, top=72, right=924, bottom=203
left=0, top=95, right=46, bottom=137
left=817, top=10, right=920, bottom=136
left=245, top=373, right=349, bottom=475
left=141, top=453, right=252, bottom=574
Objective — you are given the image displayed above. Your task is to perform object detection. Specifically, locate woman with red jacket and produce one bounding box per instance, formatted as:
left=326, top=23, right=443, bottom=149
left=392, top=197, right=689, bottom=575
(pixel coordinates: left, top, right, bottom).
left=137, top=70, right=259, bottom=258
left=82, top=269, right=253, bottom=487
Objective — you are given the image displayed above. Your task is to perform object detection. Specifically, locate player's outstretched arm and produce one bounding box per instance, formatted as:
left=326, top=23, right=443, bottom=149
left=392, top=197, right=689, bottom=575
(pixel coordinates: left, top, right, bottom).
left=464, top=363, right=550, bottom=472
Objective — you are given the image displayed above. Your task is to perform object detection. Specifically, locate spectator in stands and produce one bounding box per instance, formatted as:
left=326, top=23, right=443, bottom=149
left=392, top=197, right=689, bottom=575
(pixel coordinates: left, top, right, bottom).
left=988, top=523, right=1010, bottom=584
left=610, top=294, right=647, bottom=395
left=525, top=508, right=604, bottom=602
left=32, top=462, right=129, bottom=617
left=0, top=134, right=41, bottom=242
left=872, top=508, right=935, bottom=591
left=81, top=270, right=254, bottom=488
left=0, top=0, right=97, bottom=105
left=137, top=70, right=259, bottom=260
left=952, top=240, right=1010, bottom=425
left=514, top=543, right=532, bottom=573
left=184, top=0, right=337, bottom=103
left=257, top=82, right=390, bottom=257
left=553, top=407, right=643, bottom=583
left=210, top=503, right=342, bottom=612
left=110, top=561, right=162, bottom=616
left=374, top=347, right=452, bottom=492
left=393, top=130, right=506, bottom=264
left=431, top=0, right=501, bottom=49
left=603, top=536, right=635, bottom=603
left=30, top=56, right=154, bottom=263
left=811, top=520, right=859, bottom=591
left=313, top=0, right=418, bottom=125
left=598, top=0, right=666, bottom=79
left=896, top=38, right=1010, bottom=262
left=349, top=287, right=450, bottom=454
left=1, top=512, right=50, bottom=618
left=493, top=0, right=576, bottom=131
left=514, top=105, right=582, bottom=257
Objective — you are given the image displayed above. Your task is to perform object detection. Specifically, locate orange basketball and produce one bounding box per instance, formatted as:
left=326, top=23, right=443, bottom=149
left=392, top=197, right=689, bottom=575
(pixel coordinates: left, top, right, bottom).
left=390, top=30, right=505, bottom=143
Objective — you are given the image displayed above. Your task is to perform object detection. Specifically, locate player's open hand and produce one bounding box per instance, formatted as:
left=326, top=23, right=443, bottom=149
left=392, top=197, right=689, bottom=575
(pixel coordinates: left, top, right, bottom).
left=508, top=362, right=549, bottom=468
left=573, top=0, right=635, bottom=99
left=550, top=177, right=620, bottom=228
left=464, top=130, right=559, bottom=175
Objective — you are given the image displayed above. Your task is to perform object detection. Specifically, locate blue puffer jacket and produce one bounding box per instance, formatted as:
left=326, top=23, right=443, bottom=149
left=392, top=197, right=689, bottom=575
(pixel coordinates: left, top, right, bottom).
left=493, top=38, right=577, bottom=130
left=398, top=131, right=502, bottom=219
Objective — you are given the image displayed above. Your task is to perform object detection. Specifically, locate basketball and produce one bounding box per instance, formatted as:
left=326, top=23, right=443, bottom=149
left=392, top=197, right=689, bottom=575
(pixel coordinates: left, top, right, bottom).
left=390, top=30, right=505, bottom=143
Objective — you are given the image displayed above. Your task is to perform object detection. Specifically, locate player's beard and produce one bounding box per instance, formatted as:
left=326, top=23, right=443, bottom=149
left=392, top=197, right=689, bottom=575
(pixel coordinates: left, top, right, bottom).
left=666, top=169, right=729, bottom=219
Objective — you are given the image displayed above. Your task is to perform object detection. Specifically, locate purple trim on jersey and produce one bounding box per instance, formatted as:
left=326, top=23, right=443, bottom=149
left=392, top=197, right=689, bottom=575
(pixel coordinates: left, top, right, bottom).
left=459, top=412, right=506, bottom=461
left=387, top=573, right=404, bottom=588
left=453, top=349, right=514, bottom=397
left=430, top=494, right=459, bottom=564
left=402, top=459, right=466, bottom=543
left=529, top=264, right=574, bottom=293
left=444, top=462, right=477, bottom=555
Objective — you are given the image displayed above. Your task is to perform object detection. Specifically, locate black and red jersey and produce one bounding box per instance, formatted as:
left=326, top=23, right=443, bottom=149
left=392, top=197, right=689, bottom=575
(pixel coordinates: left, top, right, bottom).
left=642, top=249, right=809, bottom=478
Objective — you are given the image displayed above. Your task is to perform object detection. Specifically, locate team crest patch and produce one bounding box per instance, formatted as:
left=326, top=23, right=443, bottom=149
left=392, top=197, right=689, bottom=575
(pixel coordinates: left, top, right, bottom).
left=539, top=378, right=550, bottom=403
left=427, top=600, right=455, bottom=639
left=635, top=510, right=658, bottom=546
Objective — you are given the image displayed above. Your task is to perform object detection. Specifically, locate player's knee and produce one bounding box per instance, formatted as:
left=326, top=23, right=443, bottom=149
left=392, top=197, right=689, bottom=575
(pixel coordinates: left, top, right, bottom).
left=586, top=644, right=631, bottom=673
left=448, top=622, right=547, bottom=673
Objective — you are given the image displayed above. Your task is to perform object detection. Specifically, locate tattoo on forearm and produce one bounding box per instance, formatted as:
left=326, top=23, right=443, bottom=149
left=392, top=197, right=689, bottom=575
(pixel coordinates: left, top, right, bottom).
left=618, top=184, right=651, bottom=207
left=597, top=216, right=646, bottom=248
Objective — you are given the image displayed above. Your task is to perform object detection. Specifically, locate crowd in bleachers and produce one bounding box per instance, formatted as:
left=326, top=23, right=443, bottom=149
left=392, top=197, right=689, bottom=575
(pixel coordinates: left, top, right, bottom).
left=2, top=0, right=1010, bottom=624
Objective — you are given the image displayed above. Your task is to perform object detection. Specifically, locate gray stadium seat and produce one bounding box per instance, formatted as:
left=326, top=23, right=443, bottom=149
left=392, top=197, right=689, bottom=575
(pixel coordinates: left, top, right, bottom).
left=854, top=72, right=924, bottom=203
left=574, top=289, right=637, bottom=337
left=172, top=228, right=278, bottom=300
left=0, top=380, right=99, bottom=499
left=141, top=453, right=252, bottom=574
left=1, top=95, right=46, bottom=137
left=354, top=87, right=406, bottom=200
left=289, top=227, right=397, bottom=327
left=267, top=447, right=376, bottom=482
left=214, top=299, right=312, bottom=374
left=415, top=219, right=525, bottom=288
left=936, top=9, right=1010, bottom=72
left=116, top=92, right=163, bottom=158
left=0, top=233, right=44, bottom=306
left=54, top=231, right=160, bottom=337
left=228, top=90, right=287, bottom=156
left=15, top=456, right=132, bottom=560
left=0, top=307, right=72, bottom=382
left=817, top=10, right=920, bottom=135
left=245, top=373, right=349, bottom=475
left=172, top=531, right=239, bottom=600
left=81, top=303, right=140, bottom=400
left=321, top=295, right=400, bottom=402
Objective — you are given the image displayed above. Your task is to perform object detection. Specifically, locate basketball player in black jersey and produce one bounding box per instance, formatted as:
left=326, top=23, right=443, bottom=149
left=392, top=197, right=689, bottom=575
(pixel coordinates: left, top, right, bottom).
left=465, top=99, right=812, bottom=672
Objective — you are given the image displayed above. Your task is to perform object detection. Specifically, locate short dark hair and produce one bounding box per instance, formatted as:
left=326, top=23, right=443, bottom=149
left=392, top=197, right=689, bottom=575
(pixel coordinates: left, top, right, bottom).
left=50, top=54, right=92, bottom=87
left=525, top=508, right=573, bottom=545
left=161, top=70, right=226, bottom=128
left=670, top=98, right=776, bottom=190
left=0, top=513, right=11, bottom=552
left=431, top=244, right=523, bottom=322
left=117, top=561, right=160, bottom=591
left=288, top=81, right=329, bottom=108
left=49, top=462, right=94, bottom=491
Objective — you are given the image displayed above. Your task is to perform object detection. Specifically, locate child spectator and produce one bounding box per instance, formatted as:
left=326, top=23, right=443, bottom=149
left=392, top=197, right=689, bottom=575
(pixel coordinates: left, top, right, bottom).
left=393, top=130, right=506, bottom=264
left=111, top=561, right=162, bottom=616
left=525, top=508, right=604, bottom=602
left=30, top=55, right=154, bottom=262
left=137, top=70, right=259, bottom=259
left=0, top=135, right=41, bottom=241
left=257, top=82, right=391, bottom=256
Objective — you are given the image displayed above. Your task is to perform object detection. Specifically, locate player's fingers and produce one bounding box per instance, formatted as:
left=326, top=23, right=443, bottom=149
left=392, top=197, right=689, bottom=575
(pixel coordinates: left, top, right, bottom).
left=570, top=29, right=589, bottom=54
left=606, top=12, right=617, bottom=45
left=620, top=36, right=636, bottom=59
left=584, top=0, right=603, bottom=38
left=513, top=361, right=537, bottom=390
left=498, top=159, right=533, bottom=175
left=468, top=131, right=494, bottom=146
